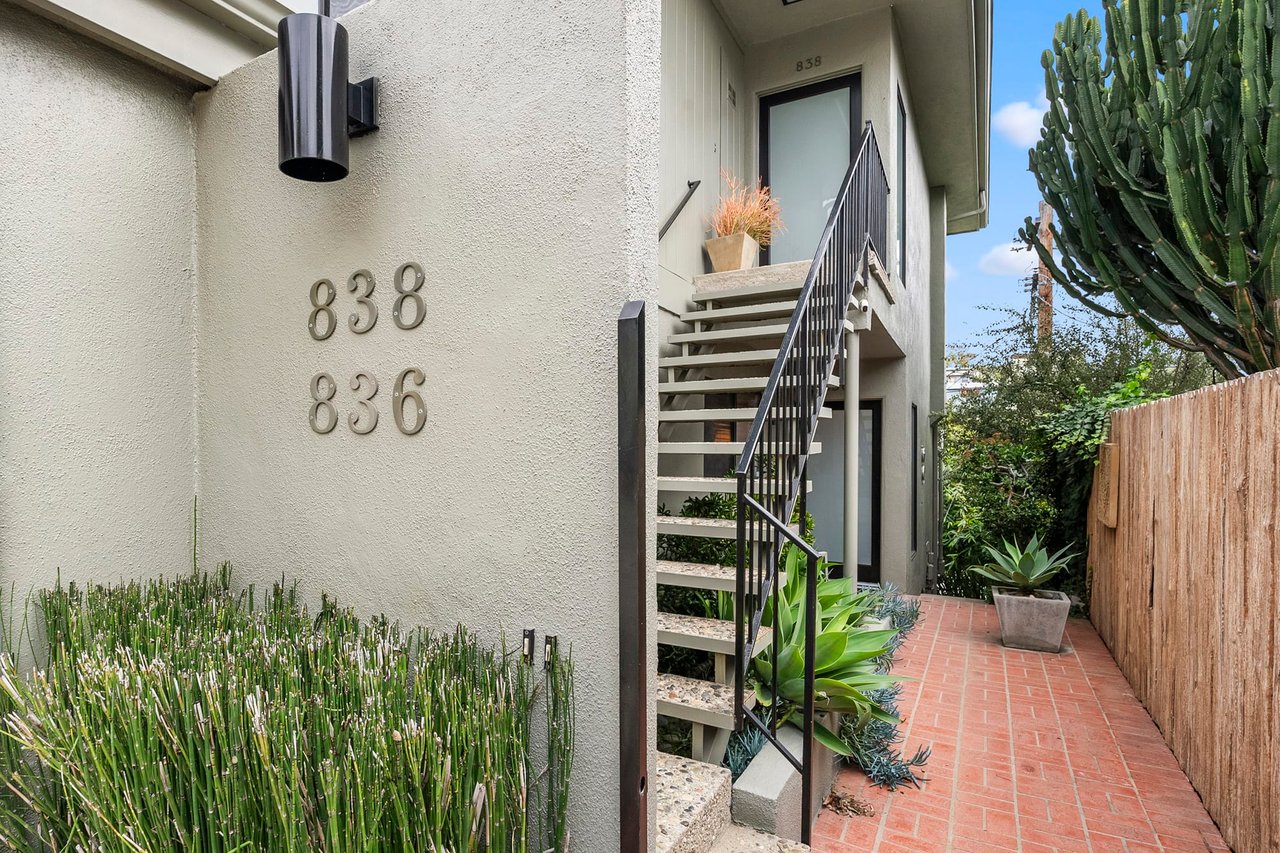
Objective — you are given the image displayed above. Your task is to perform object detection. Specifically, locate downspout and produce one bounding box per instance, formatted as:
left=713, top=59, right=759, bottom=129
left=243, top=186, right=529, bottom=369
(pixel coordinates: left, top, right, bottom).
left=946, top=0, right=990, bottom=229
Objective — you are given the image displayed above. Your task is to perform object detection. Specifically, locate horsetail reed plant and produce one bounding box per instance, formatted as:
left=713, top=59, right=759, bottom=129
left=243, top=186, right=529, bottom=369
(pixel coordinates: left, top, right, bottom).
left=0, top=565, right=574, bottom=851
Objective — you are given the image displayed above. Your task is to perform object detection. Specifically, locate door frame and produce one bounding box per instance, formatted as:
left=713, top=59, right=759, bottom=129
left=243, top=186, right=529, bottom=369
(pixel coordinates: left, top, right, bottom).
left=858, top=399, right=882, bottom=582
left=758, top=71, right=863, bottom=266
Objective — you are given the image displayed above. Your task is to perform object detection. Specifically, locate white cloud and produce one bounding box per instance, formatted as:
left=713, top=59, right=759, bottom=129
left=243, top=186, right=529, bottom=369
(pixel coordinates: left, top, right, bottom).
left=978, top=241, right=1036, bottom=277
left=994, top=93, right=1050, bottom=147
left=945, top=261, right=958, bottom=283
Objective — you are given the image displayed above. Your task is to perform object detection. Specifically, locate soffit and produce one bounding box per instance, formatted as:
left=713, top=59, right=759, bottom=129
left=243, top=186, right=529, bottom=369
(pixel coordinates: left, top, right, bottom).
left=10, top=0, right=331, bottom=86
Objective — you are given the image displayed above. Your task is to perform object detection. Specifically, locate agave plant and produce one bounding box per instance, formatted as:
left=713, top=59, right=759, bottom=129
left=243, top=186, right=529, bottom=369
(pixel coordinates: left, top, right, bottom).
left=753, top=546, right=902, bottom=756
left=967, top=534, right=1076, bottom=594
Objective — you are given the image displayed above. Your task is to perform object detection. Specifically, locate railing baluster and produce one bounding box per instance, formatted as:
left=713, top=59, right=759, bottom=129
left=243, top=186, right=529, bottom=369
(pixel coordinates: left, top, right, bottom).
left=734, top=124, right=885, bottom=846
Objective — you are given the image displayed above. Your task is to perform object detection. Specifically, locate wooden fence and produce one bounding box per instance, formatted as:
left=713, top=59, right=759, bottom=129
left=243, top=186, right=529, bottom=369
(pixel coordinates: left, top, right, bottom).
left=1088, top=369, right=1279, bottom=853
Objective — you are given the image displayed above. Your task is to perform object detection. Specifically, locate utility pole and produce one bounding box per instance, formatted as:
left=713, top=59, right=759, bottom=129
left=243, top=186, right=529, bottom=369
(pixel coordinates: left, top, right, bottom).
left=1035, top=201, right=1055, bottom=342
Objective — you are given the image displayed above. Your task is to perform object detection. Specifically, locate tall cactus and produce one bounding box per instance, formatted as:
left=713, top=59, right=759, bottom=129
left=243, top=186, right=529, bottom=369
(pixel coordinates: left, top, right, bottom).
left=1023, top=0, right=1280, bottom=378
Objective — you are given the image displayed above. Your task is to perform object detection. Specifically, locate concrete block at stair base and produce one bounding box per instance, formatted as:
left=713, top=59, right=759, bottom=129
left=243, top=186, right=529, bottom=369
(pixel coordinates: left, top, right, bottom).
left=731, top=714, right=842, bottom=841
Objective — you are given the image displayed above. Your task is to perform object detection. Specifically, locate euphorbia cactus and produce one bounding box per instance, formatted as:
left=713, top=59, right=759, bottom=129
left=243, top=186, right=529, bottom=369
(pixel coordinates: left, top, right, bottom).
left=1022, top=0, right=1280, bottom=378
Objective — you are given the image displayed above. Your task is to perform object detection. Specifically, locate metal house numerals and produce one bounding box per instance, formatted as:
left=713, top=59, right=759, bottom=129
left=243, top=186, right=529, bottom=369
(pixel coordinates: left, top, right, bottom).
left=309, top=372, right=338, bottom=434
left=392, top=368, right=427, bottom=435
left=392, top=262, right=426, bottom=330
left=308, top=369, right=425, bottom=436
left=307, top=261, right=423, bottom=339
left=348, top=372, right=379, bottom=434
left=308, top=280, right=337, bottom=341
left=306, top=260, right=425, bottom=436
left=347, top=269, right=379, bottom=333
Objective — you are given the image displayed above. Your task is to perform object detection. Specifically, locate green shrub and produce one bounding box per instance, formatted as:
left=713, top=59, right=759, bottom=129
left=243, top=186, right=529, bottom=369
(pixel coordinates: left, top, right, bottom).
left=0, top=566, right=573, bottom=852
left=754, top=548, right=901, bottom=757
left=967, top=533, right=1077, bottom=594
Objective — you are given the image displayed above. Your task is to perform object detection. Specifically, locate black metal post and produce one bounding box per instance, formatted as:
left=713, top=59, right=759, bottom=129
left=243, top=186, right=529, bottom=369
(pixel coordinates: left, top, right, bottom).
left=801, top=549, right=818, bottom=845
left=618, top=300, right=648, bottom=853
left=734, top=475, right=746, bottom=728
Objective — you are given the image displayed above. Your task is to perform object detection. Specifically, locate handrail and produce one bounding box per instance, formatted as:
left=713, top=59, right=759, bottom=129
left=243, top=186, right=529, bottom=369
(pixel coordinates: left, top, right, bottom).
left=733, top=122, right=887, bottom=845
left=658, top=180, right=702, bottom=241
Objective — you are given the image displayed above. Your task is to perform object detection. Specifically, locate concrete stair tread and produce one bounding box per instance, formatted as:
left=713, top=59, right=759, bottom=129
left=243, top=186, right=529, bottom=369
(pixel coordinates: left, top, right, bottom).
left=660, top=349, right=780, bottom=369
left=655, top=752, right=732, bottom=853
left=679, top=300, right=798, bottom=323
left=667, top=323, right=791, bottom=346
left=657, top=476, right=812, bottom=495
left=658, top=441, right=822, bottom=456
left=656, top=672, right=750, bottom=729
left=659, top=376, right=838, bottom=395
left=657, top=560, right=790, bottom=592
left=710, top=824, right=810, bottom=852
left=692, top=261, right=811, bottom=302
left=656, top=611, right=771, bottom=656
left=657, top=515, right=802, bottom=540
left=659, top=407, right=831, bottom=423
left=658, top=559, right=736, bottom=591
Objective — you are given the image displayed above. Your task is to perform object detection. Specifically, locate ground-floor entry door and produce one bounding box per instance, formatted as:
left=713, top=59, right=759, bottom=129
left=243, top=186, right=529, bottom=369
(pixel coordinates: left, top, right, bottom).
left=760, top=73, right=862, bottom=265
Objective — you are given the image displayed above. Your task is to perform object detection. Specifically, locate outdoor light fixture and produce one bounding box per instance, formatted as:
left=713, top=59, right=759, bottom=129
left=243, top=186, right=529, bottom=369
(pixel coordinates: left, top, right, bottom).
left=278, top=1, right=379, bottom=182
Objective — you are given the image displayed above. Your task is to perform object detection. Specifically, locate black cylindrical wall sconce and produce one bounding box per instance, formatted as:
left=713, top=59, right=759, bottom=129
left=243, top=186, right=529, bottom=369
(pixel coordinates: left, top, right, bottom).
left=278, top=3, right=379, bottom=182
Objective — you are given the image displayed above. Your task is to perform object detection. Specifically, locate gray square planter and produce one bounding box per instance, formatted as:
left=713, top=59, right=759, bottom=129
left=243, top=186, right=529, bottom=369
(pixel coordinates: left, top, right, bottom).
left=992, top=587, right=1070, bottom=652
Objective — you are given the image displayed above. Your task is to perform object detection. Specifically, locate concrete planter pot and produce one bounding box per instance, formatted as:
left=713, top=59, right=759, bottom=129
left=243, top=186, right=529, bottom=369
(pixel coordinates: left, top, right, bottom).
left=705, top=232, right=760, bottom=272
left=992, top=587, right=1070, bottom=652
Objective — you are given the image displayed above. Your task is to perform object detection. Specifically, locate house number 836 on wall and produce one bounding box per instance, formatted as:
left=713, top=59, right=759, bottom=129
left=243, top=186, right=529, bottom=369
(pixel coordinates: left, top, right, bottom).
left=309, top=368, right=427, bottom=436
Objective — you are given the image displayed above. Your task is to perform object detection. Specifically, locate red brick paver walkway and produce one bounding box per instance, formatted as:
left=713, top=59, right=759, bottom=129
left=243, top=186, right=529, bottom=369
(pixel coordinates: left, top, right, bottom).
left=814, top=596, right=1229, bottom=852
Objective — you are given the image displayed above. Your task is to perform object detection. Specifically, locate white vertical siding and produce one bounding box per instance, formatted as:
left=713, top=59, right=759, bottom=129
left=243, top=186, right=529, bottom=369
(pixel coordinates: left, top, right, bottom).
left=659, top=0, right=745, bottom=310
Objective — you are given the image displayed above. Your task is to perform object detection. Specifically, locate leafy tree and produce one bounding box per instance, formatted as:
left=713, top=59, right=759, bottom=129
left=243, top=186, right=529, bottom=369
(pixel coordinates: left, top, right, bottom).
left=1023, top=1, right=1280, bottom=378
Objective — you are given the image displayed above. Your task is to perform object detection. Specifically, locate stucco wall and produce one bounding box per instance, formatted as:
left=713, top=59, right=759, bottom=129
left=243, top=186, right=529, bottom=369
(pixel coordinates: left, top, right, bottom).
left=192, top=0, right=659, bottom=844
left=0, top=5, right=198, bottom=597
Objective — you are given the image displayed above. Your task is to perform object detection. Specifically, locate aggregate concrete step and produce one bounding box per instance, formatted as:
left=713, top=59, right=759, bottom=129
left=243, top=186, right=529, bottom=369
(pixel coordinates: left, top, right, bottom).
left=657, top=515, right=803, bottom=540
left=657, top=476, right=812, bottom=495
left=657, top=516, right=738, bottom=539
left=709, top=823, right=810, bottom=852
left=657, top=560, right=792, bottom=593
left=657, top=442, right=822, bottom=457
left=655, top=753, right=732, bottom=853
left=679, top=300, right=798, bottom=323
left=656, top=672, right=746, bottom=730
left=658, top=407, right=832, bottom=423
left=667, top=323, right=791, bottom=346
left=692, top=261, right=811, bottom=303
left=658, top=559, right=737, bottom=591
left=660, top=349, right=780, bottom=369
left=655, top=611, right=771, bottom=657
left=659, top=376, right=838, bottom=396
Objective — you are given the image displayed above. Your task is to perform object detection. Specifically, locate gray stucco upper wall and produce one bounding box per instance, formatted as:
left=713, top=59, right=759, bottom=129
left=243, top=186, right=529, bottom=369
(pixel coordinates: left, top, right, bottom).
left=0, top=5, right=198, bottom=596
left=193, top=0, right=659, bottom=844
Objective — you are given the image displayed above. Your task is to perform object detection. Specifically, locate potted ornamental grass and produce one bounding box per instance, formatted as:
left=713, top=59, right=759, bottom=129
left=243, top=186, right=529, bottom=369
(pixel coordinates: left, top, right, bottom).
left=968, top=534, right=1076, bottom=653
left=706, top=171, right=783, bottom=272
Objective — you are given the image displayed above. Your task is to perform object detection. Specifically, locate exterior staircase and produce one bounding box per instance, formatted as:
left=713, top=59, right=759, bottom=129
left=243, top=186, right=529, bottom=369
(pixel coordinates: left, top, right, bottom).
left=654, top=261, right=819, bottom=852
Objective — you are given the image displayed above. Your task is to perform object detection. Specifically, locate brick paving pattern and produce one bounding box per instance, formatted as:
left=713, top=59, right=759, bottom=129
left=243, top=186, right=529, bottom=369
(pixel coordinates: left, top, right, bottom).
left=815, top=596, right=1229, bottom=852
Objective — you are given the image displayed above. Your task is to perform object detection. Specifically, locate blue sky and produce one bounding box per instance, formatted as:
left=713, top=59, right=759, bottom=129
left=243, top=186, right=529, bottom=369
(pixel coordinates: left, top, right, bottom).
left=945, top=0, right=1105, bottom=348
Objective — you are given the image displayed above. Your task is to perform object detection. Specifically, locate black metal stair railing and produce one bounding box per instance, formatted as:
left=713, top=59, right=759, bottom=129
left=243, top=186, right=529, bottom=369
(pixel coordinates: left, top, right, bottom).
left=733, top=122, right=887, bottom=844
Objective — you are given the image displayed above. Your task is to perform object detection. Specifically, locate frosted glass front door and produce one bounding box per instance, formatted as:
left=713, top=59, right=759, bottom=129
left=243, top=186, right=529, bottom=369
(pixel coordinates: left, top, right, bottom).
left=763, top=80, right=857, bottom=264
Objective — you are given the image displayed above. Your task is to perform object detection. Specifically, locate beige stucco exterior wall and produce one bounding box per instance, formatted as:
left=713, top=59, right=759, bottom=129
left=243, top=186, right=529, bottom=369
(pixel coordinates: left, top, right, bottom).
left=192, top=0, right=659, bottom=844
left=0, top=5, right=198, bottom=597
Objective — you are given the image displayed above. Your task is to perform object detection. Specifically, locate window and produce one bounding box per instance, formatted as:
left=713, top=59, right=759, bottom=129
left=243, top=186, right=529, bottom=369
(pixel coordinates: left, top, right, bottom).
left=910, top=403, right=918, bottom=553
left=896, top=92, right=907, bottom=283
